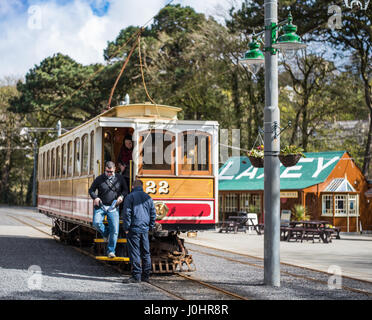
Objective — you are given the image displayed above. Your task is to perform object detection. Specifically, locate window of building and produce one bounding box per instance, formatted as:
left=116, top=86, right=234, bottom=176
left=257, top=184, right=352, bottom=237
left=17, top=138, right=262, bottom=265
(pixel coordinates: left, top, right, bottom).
left=225, top=193, right=238, bottom=212
left=81, top=134, right=89, bottom=175
left=89, top=131, right=94, bottom=174
left=348, top=195, right=358, bottom=216
left=74, top=138, right=80, bottom=176
left=322, top=195, right=333, bottom=215
left=322, top=194, right=359, bottom=217
left=139, top=130, right=175, bottom=174
left=335, top=195, right=347, bottom=216
left=179, top=131, right=211, bottom=175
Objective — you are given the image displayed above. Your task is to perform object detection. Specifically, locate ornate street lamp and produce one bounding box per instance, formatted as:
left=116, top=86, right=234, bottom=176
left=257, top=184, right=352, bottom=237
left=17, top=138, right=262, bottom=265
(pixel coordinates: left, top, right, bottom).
left=239, top=7, right=306, bottom=287
left=239, top=12, right=306, bottom=68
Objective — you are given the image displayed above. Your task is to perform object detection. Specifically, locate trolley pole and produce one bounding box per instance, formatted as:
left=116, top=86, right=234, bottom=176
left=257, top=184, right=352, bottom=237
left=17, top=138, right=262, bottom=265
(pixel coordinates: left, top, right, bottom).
left=263, top=0, right=280, bottom=287
left=32, top=138, right=38, bottom=207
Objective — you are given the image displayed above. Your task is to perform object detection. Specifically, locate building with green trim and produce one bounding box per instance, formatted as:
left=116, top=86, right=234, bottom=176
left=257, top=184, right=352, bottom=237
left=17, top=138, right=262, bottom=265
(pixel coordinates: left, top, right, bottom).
left=218, top=151, right=371, bottom=232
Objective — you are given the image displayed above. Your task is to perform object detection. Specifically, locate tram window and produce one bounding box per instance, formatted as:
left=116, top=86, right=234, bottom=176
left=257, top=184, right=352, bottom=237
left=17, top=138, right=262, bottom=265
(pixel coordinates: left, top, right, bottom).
left=62, top=144, right=67, bottom=176
left=47, top=150, right=50, bottom=179
left=103, top=131, right=113, bottom=163
left=139, top=130, right=175, bottom=174
left=180, top=131, right=211, bottom=174
left=89, top=131, right=94, bottom=174
left=42, top=152, right=46, bottom=180
left=74, top=138, right=80, bottom=176
left=51, top=148, right=55, bottom=178
left=81, top=134, right=88, bottom=175
left=56, top=146, right=61, bottom=177
left=67, top=141, right=73, bottom=176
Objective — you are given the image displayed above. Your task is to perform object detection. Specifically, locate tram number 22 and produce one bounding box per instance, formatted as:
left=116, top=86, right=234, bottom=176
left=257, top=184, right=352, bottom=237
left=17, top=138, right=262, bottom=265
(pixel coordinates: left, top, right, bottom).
left=145, top=181, right=169, bottom=194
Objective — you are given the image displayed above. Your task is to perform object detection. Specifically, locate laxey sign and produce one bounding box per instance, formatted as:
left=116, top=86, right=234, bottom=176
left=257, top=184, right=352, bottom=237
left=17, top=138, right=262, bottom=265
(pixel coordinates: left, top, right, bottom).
left=344, top=0, right=370, bottom=10
left=218, top=151, right=347, bottom=190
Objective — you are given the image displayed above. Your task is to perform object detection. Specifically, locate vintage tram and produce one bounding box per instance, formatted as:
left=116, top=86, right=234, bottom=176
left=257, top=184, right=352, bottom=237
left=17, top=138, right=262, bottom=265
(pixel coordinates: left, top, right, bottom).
left=37, top=103, right=219, bottom=272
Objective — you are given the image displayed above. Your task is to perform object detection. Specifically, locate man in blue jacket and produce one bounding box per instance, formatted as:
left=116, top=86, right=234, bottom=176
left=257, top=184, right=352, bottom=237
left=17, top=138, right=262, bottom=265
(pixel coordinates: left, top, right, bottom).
left=122, top=179, right=156, bottom=283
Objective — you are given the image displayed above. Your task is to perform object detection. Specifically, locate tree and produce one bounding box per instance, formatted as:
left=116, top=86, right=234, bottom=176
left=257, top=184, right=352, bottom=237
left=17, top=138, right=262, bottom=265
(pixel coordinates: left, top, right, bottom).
left=0, top=79, right=31, bottom=204
left=10, top=53, right=107, bottom=131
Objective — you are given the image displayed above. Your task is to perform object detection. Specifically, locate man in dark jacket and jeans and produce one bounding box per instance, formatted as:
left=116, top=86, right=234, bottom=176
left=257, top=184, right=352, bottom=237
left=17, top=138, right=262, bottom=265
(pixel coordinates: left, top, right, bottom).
left=89, top=161, right=128, bottom=258
left=122, top=179, right=156, bottom=283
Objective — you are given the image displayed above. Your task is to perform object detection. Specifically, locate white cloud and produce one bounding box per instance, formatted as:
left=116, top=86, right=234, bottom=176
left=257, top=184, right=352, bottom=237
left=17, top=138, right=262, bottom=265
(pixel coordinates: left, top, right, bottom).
left=0, top=0, right=233, bottom=80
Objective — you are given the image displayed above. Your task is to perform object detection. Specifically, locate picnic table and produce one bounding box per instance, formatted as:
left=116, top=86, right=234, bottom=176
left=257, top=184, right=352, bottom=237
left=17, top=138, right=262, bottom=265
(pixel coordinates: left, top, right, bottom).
left=281, top=220, right=340, bottom=243
left=217, top=215, right=264, bottom=234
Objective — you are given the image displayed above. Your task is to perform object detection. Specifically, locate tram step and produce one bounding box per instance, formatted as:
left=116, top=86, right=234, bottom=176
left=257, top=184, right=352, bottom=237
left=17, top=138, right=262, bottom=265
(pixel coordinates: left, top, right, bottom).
left=94, top=238, right=127, bottom=243
left=95, top=256, right=130, bottom=262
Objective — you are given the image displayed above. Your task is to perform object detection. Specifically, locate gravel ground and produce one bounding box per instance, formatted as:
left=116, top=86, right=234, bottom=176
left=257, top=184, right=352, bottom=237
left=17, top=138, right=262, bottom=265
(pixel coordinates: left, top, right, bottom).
left=186, top=243, right=372, bottom=300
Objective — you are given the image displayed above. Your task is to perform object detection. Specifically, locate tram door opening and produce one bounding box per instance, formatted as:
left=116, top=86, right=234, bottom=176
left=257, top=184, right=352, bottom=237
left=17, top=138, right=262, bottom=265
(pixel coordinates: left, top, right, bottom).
left=103, top=127, right=134, bottom=188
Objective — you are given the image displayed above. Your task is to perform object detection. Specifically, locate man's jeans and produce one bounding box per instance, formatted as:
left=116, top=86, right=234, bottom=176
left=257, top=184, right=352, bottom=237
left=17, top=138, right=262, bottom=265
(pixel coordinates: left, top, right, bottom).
left=93, top=206, right=119, bottom=255
left=127, top=231, right=151, bottom=280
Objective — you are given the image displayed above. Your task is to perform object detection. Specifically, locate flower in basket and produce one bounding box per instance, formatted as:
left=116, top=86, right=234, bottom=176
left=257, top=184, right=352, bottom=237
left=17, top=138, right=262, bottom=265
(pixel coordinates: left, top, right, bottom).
left=280, top=145, right=306, bottom=157
left=247, top=144, right=264, bottom=159
left=247, top=145, right=264, bottom=168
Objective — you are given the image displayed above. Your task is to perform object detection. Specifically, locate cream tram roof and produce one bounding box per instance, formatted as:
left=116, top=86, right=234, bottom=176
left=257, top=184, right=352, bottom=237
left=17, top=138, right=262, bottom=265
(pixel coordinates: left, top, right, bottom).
left=40, top=103, right=218, bottom=151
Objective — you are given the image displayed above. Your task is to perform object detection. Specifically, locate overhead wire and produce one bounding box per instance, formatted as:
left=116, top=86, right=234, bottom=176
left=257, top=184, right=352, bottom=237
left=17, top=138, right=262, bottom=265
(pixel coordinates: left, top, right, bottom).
left=40, top=0, right=177, bottom=116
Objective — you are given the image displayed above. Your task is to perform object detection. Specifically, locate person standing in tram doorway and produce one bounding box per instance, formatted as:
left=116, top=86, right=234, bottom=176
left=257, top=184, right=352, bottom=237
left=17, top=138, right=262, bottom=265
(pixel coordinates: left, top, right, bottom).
left=117, top=134, right=133, bottom=190
left=89, top=161, right=128, bottom=258
left=122, top=179, right=156, bottom=283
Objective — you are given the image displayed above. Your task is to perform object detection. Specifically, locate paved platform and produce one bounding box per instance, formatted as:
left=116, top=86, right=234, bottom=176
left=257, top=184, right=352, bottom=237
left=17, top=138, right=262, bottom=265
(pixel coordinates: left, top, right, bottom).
left=181, top=230, right=372, bottom=282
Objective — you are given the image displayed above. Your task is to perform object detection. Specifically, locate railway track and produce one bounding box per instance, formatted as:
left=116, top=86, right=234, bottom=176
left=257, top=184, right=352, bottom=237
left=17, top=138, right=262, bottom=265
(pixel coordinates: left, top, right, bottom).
left=6, top=213, right=372, bottom=300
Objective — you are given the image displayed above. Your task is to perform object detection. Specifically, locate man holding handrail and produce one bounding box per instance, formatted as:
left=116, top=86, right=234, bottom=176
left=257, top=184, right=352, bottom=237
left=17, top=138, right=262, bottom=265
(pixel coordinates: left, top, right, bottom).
left=89, top=161, right=128, bottom=258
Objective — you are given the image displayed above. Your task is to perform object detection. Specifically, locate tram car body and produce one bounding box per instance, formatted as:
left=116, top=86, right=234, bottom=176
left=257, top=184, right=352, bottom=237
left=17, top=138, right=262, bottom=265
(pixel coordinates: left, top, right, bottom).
left=37, top=104, right=219, bottom=272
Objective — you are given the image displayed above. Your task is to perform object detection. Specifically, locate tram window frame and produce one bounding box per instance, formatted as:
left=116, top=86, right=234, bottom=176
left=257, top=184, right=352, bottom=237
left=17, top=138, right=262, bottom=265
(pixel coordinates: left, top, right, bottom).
left=81, top=134, right=89, bottom=175
left=51, top=148, right=55, bottom=179
left=89, top=131, right=94, bottom=175
left=74, top=137, right=81, bottom=177
left=67, top=141, right=73, bottom=177
left=178, top=131, right=212, bottom=176
left=62, top=143, right=67, bottom=177
left=138, top=129, right=175, bottom=175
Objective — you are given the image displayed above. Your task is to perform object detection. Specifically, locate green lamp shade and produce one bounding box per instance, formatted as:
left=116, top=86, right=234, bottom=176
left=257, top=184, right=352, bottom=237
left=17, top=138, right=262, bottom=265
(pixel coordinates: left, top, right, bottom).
left=239, top=40, right=265, bottom=65
left=272, top=15, right=306, bottom=52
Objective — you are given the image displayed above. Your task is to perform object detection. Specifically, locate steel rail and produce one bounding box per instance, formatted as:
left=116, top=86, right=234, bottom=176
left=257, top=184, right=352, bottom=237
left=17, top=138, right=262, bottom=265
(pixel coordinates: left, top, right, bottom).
left=175, top=272, right=249, bottom=300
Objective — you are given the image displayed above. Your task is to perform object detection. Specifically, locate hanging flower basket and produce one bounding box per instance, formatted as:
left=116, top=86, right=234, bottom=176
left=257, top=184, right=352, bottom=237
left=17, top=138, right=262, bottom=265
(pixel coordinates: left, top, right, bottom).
left=247, top=144, right=264, bottom=168
left=279, top=145, right=305, bottom=167
left=278, top=154, right=302, bottom=167
left=248, top=156, right=264, bottom=168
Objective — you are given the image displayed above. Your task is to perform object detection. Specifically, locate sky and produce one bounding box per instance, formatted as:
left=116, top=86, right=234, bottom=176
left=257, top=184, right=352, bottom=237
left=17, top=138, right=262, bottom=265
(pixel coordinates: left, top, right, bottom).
left=0, top=0, right=236, bottom=81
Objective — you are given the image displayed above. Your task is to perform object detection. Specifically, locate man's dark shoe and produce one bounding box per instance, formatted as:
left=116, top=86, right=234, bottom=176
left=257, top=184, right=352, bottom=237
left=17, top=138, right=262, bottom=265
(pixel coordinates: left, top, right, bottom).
left=122, top=277, right=141, bottom=284
left=141, top=277, right=150, bottom=283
